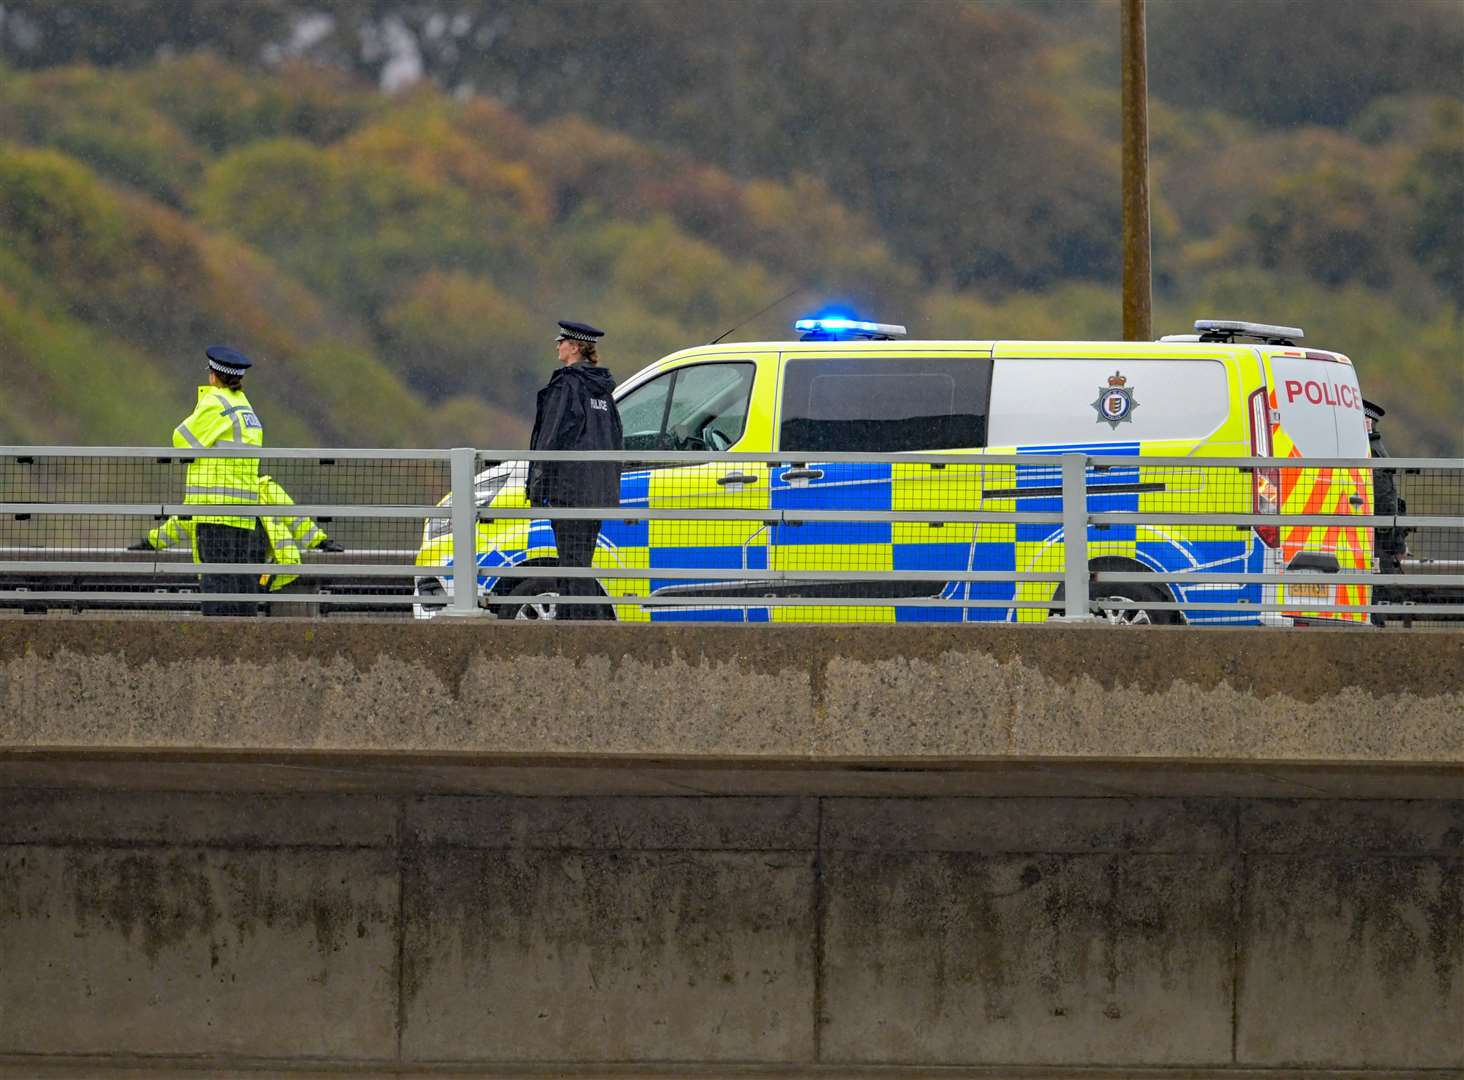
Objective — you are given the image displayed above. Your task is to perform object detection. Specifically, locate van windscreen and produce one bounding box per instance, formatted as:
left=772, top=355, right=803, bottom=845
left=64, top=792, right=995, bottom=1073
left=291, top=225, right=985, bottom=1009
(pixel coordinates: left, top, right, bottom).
left=1268, top=354, right=1369, bottom=457
left=779, top=356, right=990, bottom=453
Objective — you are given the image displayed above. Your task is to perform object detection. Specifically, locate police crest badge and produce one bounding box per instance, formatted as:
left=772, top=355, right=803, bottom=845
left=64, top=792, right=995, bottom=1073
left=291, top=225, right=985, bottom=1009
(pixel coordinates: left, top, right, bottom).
left=1092, top=371, right=1138, bottom=429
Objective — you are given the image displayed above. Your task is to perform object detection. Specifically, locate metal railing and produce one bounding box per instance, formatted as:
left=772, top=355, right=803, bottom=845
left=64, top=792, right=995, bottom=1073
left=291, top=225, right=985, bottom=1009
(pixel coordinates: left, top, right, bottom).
left=2, top=446, right=1461, bottom=625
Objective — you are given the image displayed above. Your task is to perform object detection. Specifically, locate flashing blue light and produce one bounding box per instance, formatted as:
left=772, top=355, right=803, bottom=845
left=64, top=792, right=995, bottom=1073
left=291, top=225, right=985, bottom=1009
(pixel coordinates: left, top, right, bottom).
left=794, top=313, right=908, bottom=340
left=795, top=317, right=863, bottom=332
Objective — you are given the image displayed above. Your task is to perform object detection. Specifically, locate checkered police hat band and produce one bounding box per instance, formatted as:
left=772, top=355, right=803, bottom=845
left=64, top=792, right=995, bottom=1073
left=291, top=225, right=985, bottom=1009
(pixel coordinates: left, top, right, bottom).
left=558, top=329, right=597, bottom=343
left=208, top=357, right=248, bottom=376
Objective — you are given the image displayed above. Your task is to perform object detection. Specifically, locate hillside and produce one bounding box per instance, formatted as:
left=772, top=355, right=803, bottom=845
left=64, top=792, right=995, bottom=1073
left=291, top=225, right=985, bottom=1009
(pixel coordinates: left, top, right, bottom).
left=0, top=1, right=1459, bottom=454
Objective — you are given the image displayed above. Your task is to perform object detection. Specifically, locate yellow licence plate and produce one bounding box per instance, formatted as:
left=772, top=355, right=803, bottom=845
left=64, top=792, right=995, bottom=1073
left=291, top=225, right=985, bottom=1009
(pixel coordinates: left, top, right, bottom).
left=1288, top=583, right=1331, bottom=599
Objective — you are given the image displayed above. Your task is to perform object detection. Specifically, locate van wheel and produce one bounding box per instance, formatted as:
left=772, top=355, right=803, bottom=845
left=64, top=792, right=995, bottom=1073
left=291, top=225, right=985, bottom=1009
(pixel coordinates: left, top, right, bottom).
left=495, top=573, right=616, bottom=621
left=493, top=577, right=562, bottom=620
left=1048, top=563, right=1180, bottom=626
left=1089, top=582, right=1179, bottom=626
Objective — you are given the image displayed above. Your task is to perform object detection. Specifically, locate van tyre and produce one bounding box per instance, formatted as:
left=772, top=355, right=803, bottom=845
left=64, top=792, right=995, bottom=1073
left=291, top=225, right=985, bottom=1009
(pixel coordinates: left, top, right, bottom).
left=498, top=577, right=562, bottom=620
left=496, top=574, right=617, bottom=621
left=1049, top=561, right=1180, bottom=626
left=1088, top=581, right=1179, bottom=626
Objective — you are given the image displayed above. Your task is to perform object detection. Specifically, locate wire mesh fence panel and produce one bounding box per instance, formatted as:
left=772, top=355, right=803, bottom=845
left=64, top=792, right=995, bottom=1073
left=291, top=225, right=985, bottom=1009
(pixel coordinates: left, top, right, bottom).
left=1082, top=460, right=1363, bottom=625
left=1381, top=465, right=1464, bottom=627
left=1, top=455, right=167, bottom=552
left=0, top=450, right=450, bottom=616
left=3, top=448, right=1461, bottom=624
left=1399, top=467, right=1464, bottom=561
left=254, top=455, right=451, bottom=550
left=474, top=452, right=1069, bottom=624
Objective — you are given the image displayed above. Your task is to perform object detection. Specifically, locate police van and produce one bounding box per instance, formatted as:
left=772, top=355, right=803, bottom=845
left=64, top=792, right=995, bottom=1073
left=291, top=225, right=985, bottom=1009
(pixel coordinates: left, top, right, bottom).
left=416, top=316, right=1375, bottom=625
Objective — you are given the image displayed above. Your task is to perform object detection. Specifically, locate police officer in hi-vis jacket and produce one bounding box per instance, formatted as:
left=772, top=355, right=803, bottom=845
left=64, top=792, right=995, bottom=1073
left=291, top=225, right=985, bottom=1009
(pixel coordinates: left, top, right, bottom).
left=526, top=321, right=623, bottom=620
left=172, top=345, right=269, bottom=615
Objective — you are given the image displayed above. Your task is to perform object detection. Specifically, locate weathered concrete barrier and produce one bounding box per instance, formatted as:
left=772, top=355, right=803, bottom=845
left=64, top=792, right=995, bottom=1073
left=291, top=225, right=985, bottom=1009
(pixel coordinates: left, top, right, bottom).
left=0, top=792, right=1459, bottom=1075
left=2, top=619, right=1462, bottom=774
left=0, top=618, right=1461, bottom=1075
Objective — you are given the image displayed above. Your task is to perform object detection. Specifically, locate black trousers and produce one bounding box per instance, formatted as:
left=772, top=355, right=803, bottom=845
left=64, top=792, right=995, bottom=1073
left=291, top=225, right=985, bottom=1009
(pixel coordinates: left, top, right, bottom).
left=551, top=517, right=611, bottom=620
left=196, top=522, right=268, bottom=616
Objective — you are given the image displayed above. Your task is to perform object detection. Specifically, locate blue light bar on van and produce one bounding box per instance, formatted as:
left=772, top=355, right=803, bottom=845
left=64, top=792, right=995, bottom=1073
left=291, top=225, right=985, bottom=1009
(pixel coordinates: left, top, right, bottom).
left=795, top=317, right=907, bottom=340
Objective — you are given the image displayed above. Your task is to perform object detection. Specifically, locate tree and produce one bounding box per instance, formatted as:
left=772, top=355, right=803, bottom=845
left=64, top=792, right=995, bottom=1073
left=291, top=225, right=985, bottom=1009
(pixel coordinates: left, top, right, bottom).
left=380, top=270, right=542, bottom=400
left=1241, top=167, right=1393, bottom=289
left=1402, top=137, right=1464, bottom=305
left=1148, top=0, right=1464, bottom=129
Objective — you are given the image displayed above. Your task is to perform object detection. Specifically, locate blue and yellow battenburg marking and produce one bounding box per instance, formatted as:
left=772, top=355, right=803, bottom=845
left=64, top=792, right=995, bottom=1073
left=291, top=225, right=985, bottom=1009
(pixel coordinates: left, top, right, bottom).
left=450, top=440, right=1268, bottom=624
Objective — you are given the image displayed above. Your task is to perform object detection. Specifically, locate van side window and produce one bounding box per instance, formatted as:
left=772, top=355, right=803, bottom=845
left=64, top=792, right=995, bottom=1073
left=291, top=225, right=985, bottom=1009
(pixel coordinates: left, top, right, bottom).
left=619, top=362, right=755, bottom=458
left=619, top=371, right=674, bottom=450
left=986, top=357, right=1230, bottom=446
left=779, top=357, right=991, bottom=453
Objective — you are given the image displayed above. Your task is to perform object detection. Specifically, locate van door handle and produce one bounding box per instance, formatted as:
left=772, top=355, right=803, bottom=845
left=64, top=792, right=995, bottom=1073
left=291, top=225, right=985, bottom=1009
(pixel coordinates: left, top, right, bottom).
left=717, top=472, right=759, bottom=486
left=781, top=468, right=824, bottom=481
left=1349, top=495, right=1365, bottom=507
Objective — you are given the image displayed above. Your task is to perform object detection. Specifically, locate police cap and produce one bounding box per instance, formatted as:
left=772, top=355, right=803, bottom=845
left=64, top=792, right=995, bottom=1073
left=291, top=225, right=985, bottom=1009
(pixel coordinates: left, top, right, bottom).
left=1362, top=398, right=1386, bottom=438
left=555, top=320, right=605, bottom=344
left=205, top=345, right=253, bottom=376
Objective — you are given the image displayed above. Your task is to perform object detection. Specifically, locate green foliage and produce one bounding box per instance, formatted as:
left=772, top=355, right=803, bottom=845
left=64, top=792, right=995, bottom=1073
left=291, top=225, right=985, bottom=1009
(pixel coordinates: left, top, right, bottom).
left=133, top=54, right=377, bottom=154
left=0, top=34, right=1458, bottom=457
left=0, top=145, right=131, bottom=283
left=1242, top=167, right=1393, bottom=289
left=1401, top=117, right=1464, bottom=304
left=0, top=143, right=220, bottom=354
left=920, top=283, right=1121, bottom=342
left=432, top=394, right=531, bottom=450
left=197, top=119, right=539, bottom=323
left=287, top=343, right=432, bottom=448
left=0, top=288, right=179, bottom=443
left=380, top=271, right=541, bottom=400
left=1147, top=0, right=1464, bottom=129
left=195, top=138, right=340, bottom=254
left=585, top=215, right=778, bottom=329
left=0, top=65, right=204, bottom=204
left=231, top=0, right=1126, bottom=288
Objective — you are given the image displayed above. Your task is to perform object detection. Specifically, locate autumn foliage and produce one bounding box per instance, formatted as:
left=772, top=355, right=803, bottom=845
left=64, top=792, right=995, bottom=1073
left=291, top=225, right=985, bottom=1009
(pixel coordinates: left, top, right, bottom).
left=0, top=2, right=1459, bottom=454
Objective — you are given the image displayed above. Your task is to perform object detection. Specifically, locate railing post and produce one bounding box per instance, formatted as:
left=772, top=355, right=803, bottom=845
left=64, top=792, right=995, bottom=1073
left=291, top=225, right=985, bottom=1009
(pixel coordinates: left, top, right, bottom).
left=444, top=446, right=484, bottom=618
left=1054, top=452, right=1097, bottom=622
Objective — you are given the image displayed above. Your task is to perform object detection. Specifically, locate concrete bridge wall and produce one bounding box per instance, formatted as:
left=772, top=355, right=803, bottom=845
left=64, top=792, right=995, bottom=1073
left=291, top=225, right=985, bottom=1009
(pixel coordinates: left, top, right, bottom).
left=0, top=619, right=1460, bottom=1075
left=1, top=791, right=1460, bottom=1074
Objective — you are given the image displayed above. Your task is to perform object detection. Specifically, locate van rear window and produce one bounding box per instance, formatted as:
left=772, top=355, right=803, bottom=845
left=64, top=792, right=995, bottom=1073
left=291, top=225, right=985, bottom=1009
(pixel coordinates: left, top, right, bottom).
left=1268, top=354, right=1369, bottom=457
left=779, top=356, right=990, bottom=453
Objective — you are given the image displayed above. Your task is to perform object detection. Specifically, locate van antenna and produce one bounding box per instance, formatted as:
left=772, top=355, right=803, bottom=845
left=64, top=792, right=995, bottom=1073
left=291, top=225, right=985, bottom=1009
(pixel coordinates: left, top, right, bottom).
left=707, top=286, right=804, bottom=345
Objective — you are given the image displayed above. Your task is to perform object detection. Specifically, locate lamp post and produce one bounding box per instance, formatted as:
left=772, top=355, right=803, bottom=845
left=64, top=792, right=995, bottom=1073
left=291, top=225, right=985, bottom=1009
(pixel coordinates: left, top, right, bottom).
left=1121, top=0, right=1152, bottom=341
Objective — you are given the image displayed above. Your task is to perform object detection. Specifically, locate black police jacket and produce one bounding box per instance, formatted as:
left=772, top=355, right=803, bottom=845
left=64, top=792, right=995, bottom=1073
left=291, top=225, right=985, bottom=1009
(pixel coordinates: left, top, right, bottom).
left=1368, top=428, right=1409, bottom=560
left=527, top=362, right=623, bottom=508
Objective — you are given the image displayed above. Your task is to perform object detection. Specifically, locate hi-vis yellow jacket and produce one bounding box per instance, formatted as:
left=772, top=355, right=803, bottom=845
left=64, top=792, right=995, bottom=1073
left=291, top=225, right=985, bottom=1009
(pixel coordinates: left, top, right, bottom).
left=172, top=385, right=263, bottom=529
left=147, top=476, right=327, bottom=591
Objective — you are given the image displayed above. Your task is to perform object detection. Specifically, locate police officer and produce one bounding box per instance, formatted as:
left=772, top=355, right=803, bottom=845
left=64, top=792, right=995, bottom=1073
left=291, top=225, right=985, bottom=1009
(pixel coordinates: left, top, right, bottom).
left=1364, top=399, right=1409, bottom=570
left=1364, top=399, right=1410, bottom=626
left=526, top=321, right=623, bottom=620
left=172, top=345, right=269, bottom=616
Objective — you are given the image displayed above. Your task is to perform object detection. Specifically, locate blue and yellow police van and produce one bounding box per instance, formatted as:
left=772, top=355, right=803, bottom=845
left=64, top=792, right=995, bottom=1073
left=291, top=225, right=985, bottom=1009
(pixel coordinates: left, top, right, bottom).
left=416, top=316, right=1375, bottom=625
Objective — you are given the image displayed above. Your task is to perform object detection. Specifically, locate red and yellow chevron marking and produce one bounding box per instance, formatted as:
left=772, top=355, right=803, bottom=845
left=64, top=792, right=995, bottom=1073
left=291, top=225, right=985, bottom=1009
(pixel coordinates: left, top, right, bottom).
left=1271, top=424, right=1373, bottom=622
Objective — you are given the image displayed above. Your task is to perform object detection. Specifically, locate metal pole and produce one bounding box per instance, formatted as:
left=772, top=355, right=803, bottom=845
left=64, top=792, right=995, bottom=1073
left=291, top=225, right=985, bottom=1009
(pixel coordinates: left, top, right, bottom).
left=1056, top=453, right=1096, bottom=621
left=444, top=446, right=484, bottom=618
left=1121, top=0, right=1152, bottom=342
